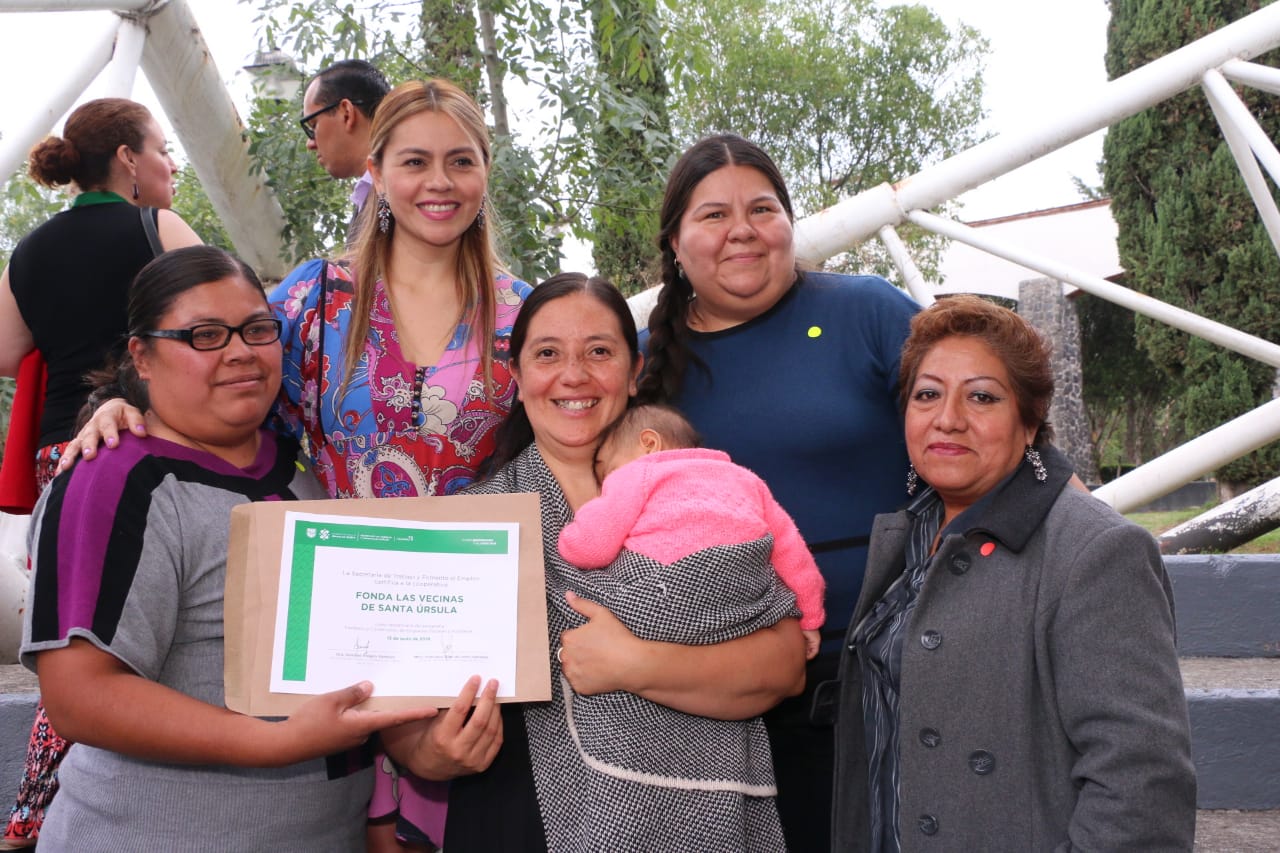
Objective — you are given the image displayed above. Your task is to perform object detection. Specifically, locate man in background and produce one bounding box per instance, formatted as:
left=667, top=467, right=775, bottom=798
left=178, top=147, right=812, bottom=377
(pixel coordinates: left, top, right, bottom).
left=299, top=59, right=390, bottom=236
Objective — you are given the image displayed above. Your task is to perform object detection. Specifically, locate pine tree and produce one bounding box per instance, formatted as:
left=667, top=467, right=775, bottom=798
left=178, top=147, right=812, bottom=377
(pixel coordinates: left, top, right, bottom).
left=1102, top=0, right=1280, bottom=489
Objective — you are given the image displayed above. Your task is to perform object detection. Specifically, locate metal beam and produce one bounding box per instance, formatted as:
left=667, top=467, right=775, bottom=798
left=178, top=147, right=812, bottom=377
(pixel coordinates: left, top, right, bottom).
left=1221, top=58, right=1280, bottom=96
left=794, top=1, right=1280, bottom=263
left=98, top=14, right=145, bottom=95
left=1093, top=397, right=1280, bottom=513
left=0, top=0, right=154, bottom=9
left=0, top=15, right=117, bottom=182
left=877, top=225, right=932, bottom=307
left=1202, top=69, right=1280, bottom=259
left=907, top=209, right=1280, bottom=370
left=139, top=0, right=289, bottom=278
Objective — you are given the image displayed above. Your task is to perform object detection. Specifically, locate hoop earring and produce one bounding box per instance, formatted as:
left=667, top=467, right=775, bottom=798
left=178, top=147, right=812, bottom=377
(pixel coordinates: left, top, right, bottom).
left=377, top=194, right=392, bottom=234
left=906, top=463, right=919, bottom=496
left=1025, top=445, right=1047, bottom=482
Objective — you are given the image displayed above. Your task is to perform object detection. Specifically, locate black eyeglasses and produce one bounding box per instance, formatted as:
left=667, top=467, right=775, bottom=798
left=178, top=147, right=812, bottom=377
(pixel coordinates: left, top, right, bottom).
left=139, top=319, right=283, bottom=351
left=299, top=102, right=341, bottom=139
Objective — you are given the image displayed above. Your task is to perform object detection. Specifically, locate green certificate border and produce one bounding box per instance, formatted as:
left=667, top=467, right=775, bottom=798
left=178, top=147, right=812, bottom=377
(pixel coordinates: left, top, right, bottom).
left=281, top=520, right=510, bottom=681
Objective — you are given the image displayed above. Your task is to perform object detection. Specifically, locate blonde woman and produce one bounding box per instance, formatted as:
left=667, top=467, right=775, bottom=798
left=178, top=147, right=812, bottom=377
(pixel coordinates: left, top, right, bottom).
left=68, top=79, right=524, bottom=852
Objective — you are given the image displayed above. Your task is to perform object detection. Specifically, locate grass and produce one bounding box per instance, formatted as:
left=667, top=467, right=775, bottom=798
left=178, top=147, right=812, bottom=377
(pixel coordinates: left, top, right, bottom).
left=1126, top=503, right=1280, bottom=554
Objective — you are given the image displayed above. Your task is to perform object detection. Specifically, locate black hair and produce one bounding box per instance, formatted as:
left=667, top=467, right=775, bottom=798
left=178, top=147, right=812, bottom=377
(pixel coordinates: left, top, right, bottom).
left=636, top=133, right=797, bottom=405
left=312, top=59, right=391, bottom=119
left=480, top=272, right=640, bottom=477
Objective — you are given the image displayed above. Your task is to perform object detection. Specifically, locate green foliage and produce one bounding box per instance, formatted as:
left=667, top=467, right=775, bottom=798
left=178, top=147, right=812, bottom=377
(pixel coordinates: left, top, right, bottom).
left=587, top=0, right=676, bottom=293
left=1103, top=0, right=1280, bottom=488
left=171, top=165, right=236, bottom=251
left=0, top=376, right=11, bottom=467
left=1077, top=293, right=1180, bottom=478
left=666, top=0, right=988, bottom=277
left=243, top=92, right=353, bottom=265
left=0, top=171, right=65, bottom=265
left=243, top=0, right=676, bottom=284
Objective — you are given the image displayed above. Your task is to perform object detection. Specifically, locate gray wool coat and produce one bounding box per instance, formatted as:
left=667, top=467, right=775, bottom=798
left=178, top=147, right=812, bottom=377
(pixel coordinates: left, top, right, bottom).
left=830, top=445, right=1196, bottom=852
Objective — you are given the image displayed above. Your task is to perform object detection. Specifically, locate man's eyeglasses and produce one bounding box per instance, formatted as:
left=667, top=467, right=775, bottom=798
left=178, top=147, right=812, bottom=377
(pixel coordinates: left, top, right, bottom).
left=299, top=101, right=341, bottom=140
left=139, top=319, right=283, bottom=351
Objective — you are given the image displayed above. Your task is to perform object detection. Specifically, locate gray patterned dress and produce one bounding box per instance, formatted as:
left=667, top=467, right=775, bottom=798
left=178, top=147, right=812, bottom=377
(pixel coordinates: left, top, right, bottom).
left=469, top=443, right=797, bottom=852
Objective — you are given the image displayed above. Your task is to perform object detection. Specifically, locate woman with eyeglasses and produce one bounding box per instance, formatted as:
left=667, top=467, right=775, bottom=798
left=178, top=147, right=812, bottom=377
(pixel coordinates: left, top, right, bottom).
left=19, top=246, right=439, bottom=852
left=0, top=96, right=202, bottom=847
left=68, top=79, right=524, bottom=851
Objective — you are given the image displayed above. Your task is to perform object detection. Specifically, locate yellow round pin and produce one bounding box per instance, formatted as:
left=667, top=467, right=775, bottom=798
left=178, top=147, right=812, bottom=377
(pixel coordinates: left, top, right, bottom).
left=807, top=326, right=822, bottom=338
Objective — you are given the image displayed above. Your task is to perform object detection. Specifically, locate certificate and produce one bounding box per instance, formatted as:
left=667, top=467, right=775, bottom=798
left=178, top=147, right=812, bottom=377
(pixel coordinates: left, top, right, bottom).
left=271, top=512, right=520, bottom=697
left=224, top=492, right=550, bottom=714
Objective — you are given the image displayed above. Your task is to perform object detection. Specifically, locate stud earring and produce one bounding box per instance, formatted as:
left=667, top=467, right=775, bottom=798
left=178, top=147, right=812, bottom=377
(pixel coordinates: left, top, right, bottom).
left=906, top=462, right=919, bottom=496
left=377, top=194, right=392, bottom=234
left=1025, top=445, right=1047, bottom=482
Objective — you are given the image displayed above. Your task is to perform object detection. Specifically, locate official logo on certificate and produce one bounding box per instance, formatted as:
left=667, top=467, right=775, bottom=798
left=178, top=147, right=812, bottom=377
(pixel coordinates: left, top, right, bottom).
left=269, top=510, right=521, bottom=697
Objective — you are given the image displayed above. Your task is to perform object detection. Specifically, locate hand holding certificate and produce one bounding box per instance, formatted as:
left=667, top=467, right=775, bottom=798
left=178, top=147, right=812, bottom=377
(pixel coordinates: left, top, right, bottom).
left=378, top=675, right=504, bottom=780
left=225, top=493, right=551, bottom=714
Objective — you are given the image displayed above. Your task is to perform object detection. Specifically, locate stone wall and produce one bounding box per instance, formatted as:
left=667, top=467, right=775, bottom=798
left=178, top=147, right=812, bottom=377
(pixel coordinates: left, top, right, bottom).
left=1017, top=277, right=1098, bottom=484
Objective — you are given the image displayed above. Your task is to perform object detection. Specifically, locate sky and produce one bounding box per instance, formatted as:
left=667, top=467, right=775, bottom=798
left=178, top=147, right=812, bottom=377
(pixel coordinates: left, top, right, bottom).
left=0, top=0, right=1113, bottom=233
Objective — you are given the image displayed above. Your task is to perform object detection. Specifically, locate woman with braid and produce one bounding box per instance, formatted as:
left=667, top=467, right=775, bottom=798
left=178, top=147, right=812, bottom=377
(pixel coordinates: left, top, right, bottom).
left=637, top=134, right=918, bottom=852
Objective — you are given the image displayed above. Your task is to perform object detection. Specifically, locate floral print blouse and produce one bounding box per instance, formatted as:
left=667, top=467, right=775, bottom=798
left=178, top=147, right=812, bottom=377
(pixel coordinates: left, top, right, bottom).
left=270, top=259, right=530, bottom=498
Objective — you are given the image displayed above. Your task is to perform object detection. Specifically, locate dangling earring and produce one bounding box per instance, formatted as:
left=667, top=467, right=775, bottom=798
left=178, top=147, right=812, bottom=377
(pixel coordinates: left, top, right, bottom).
left=474, top=195, right=487, bottom=230
left=1025, top=445, right=1047, bottom=482
left=132, top=180, right=140, bottom=201
left=674, top=258, right=685, bottom=281
left=906, top=463, right=919, bottom=496
left=376, top=194, right=392, bottom=234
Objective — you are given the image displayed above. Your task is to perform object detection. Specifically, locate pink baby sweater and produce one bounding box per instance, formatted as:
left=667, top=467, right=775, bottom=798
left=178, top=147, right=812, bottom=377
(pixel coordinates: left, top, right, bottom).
left=558, top=447, right=825, bottom=630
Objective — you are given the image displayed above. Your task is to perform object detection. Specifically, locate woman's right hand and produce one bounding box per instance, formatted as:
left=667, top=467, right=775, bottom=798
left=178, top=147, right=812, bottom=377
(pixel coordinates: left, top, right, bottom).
left=58, top=397, right=147, bottom=471
left=275, top=681, right=439, bottom=767
left=379, top=675, right=504, bottom=780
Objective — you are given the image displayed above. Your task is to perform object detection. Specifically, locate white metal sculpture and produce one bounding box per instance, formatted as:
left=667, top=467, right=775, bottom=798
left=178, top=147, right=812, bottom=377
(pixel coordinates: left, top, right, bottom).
left=0, top=0, right=290, bottom=278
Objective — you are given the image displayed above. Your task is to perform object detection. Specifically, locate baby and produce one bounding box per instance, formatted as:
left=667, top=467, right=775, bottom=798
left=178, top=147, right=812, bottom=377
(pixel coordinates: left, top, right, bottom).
left=558, top=403, right=824, bottom=658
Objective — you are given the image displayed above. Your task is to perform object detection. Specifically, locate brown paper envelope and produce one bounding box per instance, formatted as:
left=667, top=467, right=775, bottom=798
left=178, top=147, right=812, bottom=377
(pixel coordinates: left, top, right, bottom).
left=224, top=492, right=549, bottom=715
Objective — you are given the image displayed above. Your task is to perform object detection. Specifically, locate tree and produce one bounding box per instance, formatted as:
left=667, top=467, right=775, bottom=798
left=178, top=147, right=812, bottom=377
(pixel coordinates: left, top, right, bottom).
left=1076, top=292, right=1181, bottom=479
left=245, top=0, right=676, bottom=284
left=586, top=0, right=676, bottom=293
left=1103, top=0, right=1280, bottom=490
left=666, top=0, right=988, bottom=277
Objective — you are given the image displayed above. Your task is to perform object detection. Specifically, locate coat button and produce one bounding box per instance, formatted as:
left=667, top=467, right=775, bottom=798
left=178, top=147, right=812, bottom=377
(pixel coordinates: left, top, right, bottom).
left=917, top=814, right=939, bottom=836
left=949, top=551, right=972, bottom=575
left=919, top=728, right=941, bottom=748
left=969, top=750, right=996, bottom=775
left=921, top=630, right=942, bottom=650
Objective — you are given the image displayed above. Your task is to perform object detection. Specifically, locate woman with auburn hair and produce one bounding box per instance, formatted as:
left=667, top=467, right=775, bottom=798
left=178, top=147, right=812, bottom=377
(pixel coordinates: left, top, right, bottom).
left=0, top=96, right=201, bottom=846
left=832, top=295, right=1195, bottom=851
left=66, top=79, right=524, bottom=852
